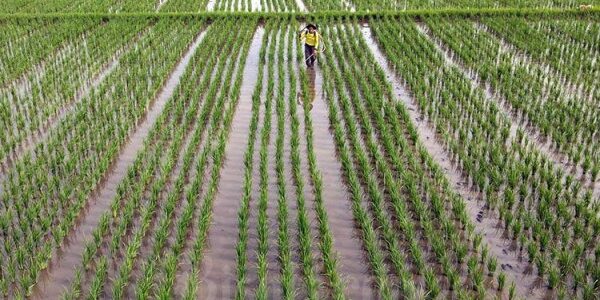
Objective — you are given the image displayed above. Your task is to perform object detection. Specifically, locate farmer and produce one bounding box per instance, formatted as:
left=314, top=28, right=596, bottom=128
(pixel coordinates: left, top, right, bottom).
left=299, top=24, right=321, bottom=68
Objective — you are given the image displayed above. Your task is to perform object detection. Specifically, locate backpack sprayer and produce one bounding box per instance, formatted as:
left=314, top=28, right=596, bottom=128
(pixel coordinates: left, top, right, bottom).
left=299, top=24, right=326, bottom=63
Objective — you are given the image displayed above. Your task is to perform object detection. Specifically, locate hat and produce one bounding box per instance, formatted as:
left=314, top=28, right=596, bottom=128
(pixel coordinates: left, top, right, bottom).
left=306, top=24, right=317, bottom=30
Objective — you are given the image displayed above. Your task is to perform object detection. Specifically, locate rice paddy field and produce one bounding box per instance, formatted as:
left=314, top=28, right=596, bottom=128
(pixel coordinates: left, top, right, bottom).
left=0, top=1, right=599, bottom=299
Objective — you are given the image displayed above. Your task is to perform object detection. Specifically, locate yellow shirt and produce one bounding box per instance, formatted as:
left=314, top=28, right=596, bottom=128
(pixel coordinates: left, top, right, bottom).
left=300, top=31, right=319, bottom=48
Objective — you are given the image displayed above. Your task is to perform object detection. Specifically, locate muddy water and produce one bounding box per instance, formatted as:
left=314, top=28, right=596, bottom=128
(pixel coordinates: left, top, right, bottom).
left=251, top=0, right=261, bottom=11
left=197, top=26, right=264, bottom=299
left=422, top=22, right=600, bottom=200
left=171, top=34, right=248, bottom=297
left=309, top=63, right=376, bottom=299
left=360, top=25, right=544, bottom=299
left=284, top=33, right=306, bottom=298
left=30, top=28, right=209, bottom=300
left=297, top=70, right=330, bottom=299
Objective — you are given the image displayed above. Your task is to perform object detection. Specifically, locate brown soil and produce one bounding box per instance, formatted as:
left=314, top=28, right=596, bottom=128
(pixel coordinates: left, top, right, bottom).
left=30, top=28, right=209, bottom=300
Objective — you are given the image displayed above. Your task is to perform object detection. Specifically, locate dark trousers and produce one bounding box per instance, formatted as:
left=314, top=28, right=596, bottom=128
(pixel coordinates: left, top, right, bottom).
left=304, top=44, right=316, bottom=67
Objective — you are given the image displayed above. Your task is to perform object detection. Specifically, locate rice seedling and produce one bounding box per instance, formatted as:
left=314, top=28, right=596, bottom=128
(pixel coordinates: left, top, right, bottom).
left=2, top=6, right=598, bottom=300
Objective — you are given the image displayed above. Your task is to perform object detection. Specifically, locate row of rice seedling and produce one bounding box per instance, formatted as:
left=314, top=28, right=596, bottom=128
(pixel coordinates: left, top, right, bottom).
left=178, top=16, right=257, bottom=299
left=371, top=17, right=599, bottom=298
left=484, top=16, right=599, bottom=100
left=210, top=0, right=301, bottom=12
left=61, top=18, right=255, bottom=299
left=294, top=0, right=600, bottom=11
left=0, top=18, right=147, bottom=168
left=539, top=19, right=600, bottom=53
left=424, top=17, right=599, bottom=183
left=0, top=21, right=38, bottom=47
left=0, top=0, right=162, bottom=13
left=254, top=21, right=276, bottom=300
left=316, top=18, right=506, bottom=299
left=294, top=19, right=347, bottom=299
left=0, top=18, right=203, bottom=297
left=276, top=23, right=296, bottom=299
left=0, top=19, right=95, bottom=87
left=284, top=22, right=323, bottom=299
left=159, top=0, right=211, bottom=12
left=234, top=20, right=269, bottom=300
left=234, top=19, right=346, bottom=299
left=236, top=20, right=321, bottom=300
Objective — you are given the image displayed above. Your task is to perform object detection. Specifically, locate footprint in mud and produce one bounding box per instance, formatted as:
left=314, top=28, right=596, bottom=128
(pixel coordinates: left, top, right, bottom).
left=476, top=210, right=484, bottom=223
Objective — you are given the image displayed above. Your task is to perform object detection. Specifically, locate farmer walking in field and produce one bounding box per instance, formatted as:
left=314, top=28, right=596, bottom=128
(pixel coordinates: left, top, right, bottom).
left=299, top=24, right=322, bottom=68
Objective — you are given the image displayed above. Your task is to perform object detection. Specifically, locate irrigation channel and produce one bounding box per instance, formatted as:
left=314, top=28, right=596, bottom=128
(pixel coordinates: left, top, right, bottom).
left=31, top=26, right=209, bottom=299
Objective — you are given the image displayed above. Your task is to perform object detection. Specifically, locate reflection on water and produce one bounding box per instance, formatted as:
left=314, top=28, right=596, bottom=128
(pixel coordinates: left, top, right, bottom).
left=298, top=68, right=316, bottom=111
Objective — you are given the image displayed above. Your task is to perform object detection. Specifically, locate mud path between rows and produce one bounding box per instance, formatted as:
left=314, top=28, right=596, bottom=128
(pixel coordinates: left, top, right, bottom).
left=310, top=63, right=376, bottom=299
left=198, top=26, right=264, bottom=299
left=30, top=28, right=209, bottom=300
left=0, top=26, right=148, bottom=178
left=360, top=24, right=539, bottom=299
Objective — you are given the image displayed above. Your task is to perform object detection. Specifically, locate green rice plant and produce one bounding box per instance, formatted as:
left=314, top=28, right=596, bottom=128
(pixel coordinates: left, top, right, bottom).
left=487, top=257, right=497, bottom=276
left=295, top=21, right=348, bottom=299
left=497, top=272, right=506, bottom=291
left=320, top=36, right=393, bottom=300
left=87, top=257, right=108, bottom=300
left=1, top=19, right=207, bottom=297
left=423, top=267, right=440, bottom=298
left=509, top=282, right=516, bottom=300
left=548, top=265, right=560, bottom=289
